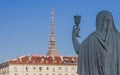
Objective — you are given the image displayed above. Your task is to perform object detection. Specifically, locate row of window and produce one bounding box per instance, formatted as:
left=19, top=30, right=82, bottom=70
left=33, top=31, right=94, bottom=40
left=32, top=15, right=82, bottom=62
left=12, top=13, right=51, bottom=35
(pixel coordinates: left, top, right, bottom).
left=14, top=73, right=77, bottom=75
left=14, top=66, right=76, bottom=72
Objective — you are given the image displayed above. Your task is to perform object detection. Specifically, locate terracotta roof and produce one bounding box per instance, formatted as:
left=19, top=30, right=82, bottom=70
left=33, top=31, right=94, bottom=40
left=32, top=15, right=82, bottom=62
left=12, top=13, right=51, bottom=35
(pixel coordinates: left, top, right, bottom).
left=0, top=55, right=78, bottom=67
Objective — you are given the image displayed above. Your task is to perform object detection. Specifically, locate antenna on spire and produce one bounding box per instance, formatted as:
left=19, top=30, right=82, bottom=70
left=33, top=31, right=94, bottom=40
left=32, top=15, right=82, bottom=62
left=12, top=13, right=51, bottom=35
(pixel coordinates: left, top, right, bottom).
left=51, top=8, right=55, bottom=35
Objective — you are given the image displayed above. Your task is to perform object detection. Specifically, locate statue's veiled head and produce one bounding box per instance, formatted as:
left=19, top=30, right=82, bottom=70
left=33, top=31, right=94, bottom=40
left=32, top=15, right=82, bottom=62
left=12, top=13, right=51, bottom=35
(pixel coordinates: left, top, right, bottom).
left=96, top=10, right=118, bottom=33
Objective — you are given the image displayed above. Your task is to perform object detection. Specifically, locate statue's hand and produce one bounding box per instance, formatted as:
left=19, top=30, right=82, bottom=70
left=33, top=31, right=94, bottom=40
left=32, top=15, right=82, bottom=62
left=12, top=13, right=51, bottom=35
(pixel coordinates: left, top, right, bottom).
left=72, top=25, right=80, bottom=37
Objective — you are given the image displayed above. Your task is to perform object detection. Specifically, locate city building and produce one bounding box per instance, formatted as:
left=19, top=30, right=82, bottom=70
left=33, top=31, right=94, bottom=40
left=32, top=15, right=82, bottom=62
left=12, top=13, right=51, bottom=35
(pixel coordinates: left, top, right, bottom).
left=0, top=9, right=78, bottom=75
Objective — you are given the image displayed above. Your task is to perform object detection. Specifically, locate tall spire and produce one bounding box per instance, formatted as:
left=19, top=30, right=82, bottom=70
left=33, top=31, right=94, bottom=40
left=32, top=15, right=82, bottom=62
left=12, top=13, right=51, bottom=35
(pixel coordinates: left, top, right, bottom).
left=46, top=8, right=60, bottom=56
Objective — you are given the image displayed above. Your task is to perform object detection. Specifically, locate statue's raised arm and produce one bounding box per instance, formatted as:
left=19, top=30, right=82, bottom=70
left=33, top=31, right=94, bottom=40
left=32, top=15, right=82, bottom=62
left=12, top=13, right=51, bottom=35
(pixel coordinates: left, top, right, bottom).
left=72, top=15, right=81, bottom=54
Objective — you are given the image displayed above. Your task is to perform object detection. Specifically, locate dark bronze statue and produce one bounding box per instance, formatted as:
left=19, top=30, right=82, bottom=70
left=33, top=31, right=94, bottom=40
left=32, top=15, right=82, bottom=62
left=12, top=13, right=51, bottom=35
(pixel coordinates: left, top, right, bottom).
left=72, top=10, right=120, bottom=75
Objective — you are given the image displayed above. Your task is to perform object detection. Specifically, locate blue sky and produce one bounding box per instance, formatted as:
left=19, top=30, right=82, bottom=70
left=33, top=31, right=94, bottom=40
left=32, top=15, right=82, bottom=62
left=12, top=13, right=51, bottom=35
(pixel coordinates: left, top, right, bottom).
left=0, top=0, right=120, bottom=63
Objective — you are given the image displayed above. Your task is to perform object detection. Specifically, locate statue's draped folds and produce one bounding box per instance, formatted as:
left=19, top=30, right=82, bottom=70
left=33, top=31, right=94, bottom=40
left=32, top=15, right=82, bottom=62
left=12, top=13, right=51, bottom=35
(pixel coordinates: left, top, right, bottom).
left=74, top=11, right=120, bottom=75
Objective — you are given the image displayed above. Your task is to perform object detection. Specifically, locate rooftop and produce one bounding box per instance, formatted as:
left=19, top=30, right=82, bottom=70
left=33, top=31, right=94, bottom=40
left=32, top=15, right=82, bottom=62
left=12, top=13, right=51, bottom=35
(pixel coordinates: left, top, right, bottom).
left=0, top=55, right=78, bottom=67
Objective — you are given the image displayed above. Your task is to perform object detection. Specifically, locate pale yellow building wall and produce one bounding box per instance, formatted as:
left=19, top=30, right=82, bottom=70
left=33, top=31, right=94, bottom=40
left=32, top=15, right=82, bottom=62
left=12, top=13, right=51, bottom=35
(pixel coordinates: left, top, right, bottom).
left=0, top=64, right=77, bottom=75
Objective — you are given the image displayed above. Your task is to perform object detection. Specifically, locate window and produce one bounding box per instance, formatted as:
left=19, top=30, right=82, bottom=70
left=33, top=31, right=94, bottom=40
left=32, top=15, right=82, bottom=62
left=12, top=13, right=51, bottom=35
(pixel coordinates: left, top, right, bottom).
left=26, top=67, right=29, bottom=71
left=52, top=74, right=55, bottom=75
left=46, top=67, right=49, bottom=70
left=33, top=67, right=36, bottom=70
left=14, top=67, right=17, bottom=72
left=58, top=67, right=62, bottom=70
left=59, top=74, right=61, bottom=75
left=26, top=73, right=28, bottom=75
left=33, top=73, right=35, bottom=75
left=39, top=74, right=42, bottom=75
left=15, top=73, right=17, bottom=75
left=71, top=67, right=76, bottom=70
left=39, top=67, right=42, bottom=71
left=65, top=67, right=68, bottom=72
left=52, top=67, right=55, bottom=72
left=46, top=73, right=48, bottom=75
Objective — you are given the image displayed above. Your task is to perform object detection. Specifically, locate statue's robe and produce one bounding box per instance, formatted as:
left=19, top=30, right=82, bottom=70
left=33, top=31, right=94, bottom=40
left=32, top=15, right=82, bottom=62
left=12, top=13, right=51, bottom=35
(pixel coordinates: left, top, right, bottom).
left=77, top=11, right=120, bottom=75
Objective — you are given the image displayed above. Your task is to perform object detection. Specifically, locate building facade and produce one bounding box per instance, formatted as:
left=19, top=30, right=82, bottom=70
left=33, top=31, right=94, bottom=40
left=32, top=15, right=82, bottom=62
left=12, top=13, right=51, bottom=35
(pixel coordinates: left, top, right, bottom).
left=0, top=55, right=77, bottom=75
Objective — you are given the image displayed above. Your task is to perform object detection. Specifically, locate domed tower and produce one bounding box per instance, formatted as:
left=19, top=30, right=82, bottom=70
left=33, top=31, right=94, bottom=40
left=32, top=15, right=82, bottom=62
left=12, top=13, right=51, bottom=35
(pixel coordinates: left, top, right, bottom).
left=46, top=9, right=60, bottom=56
